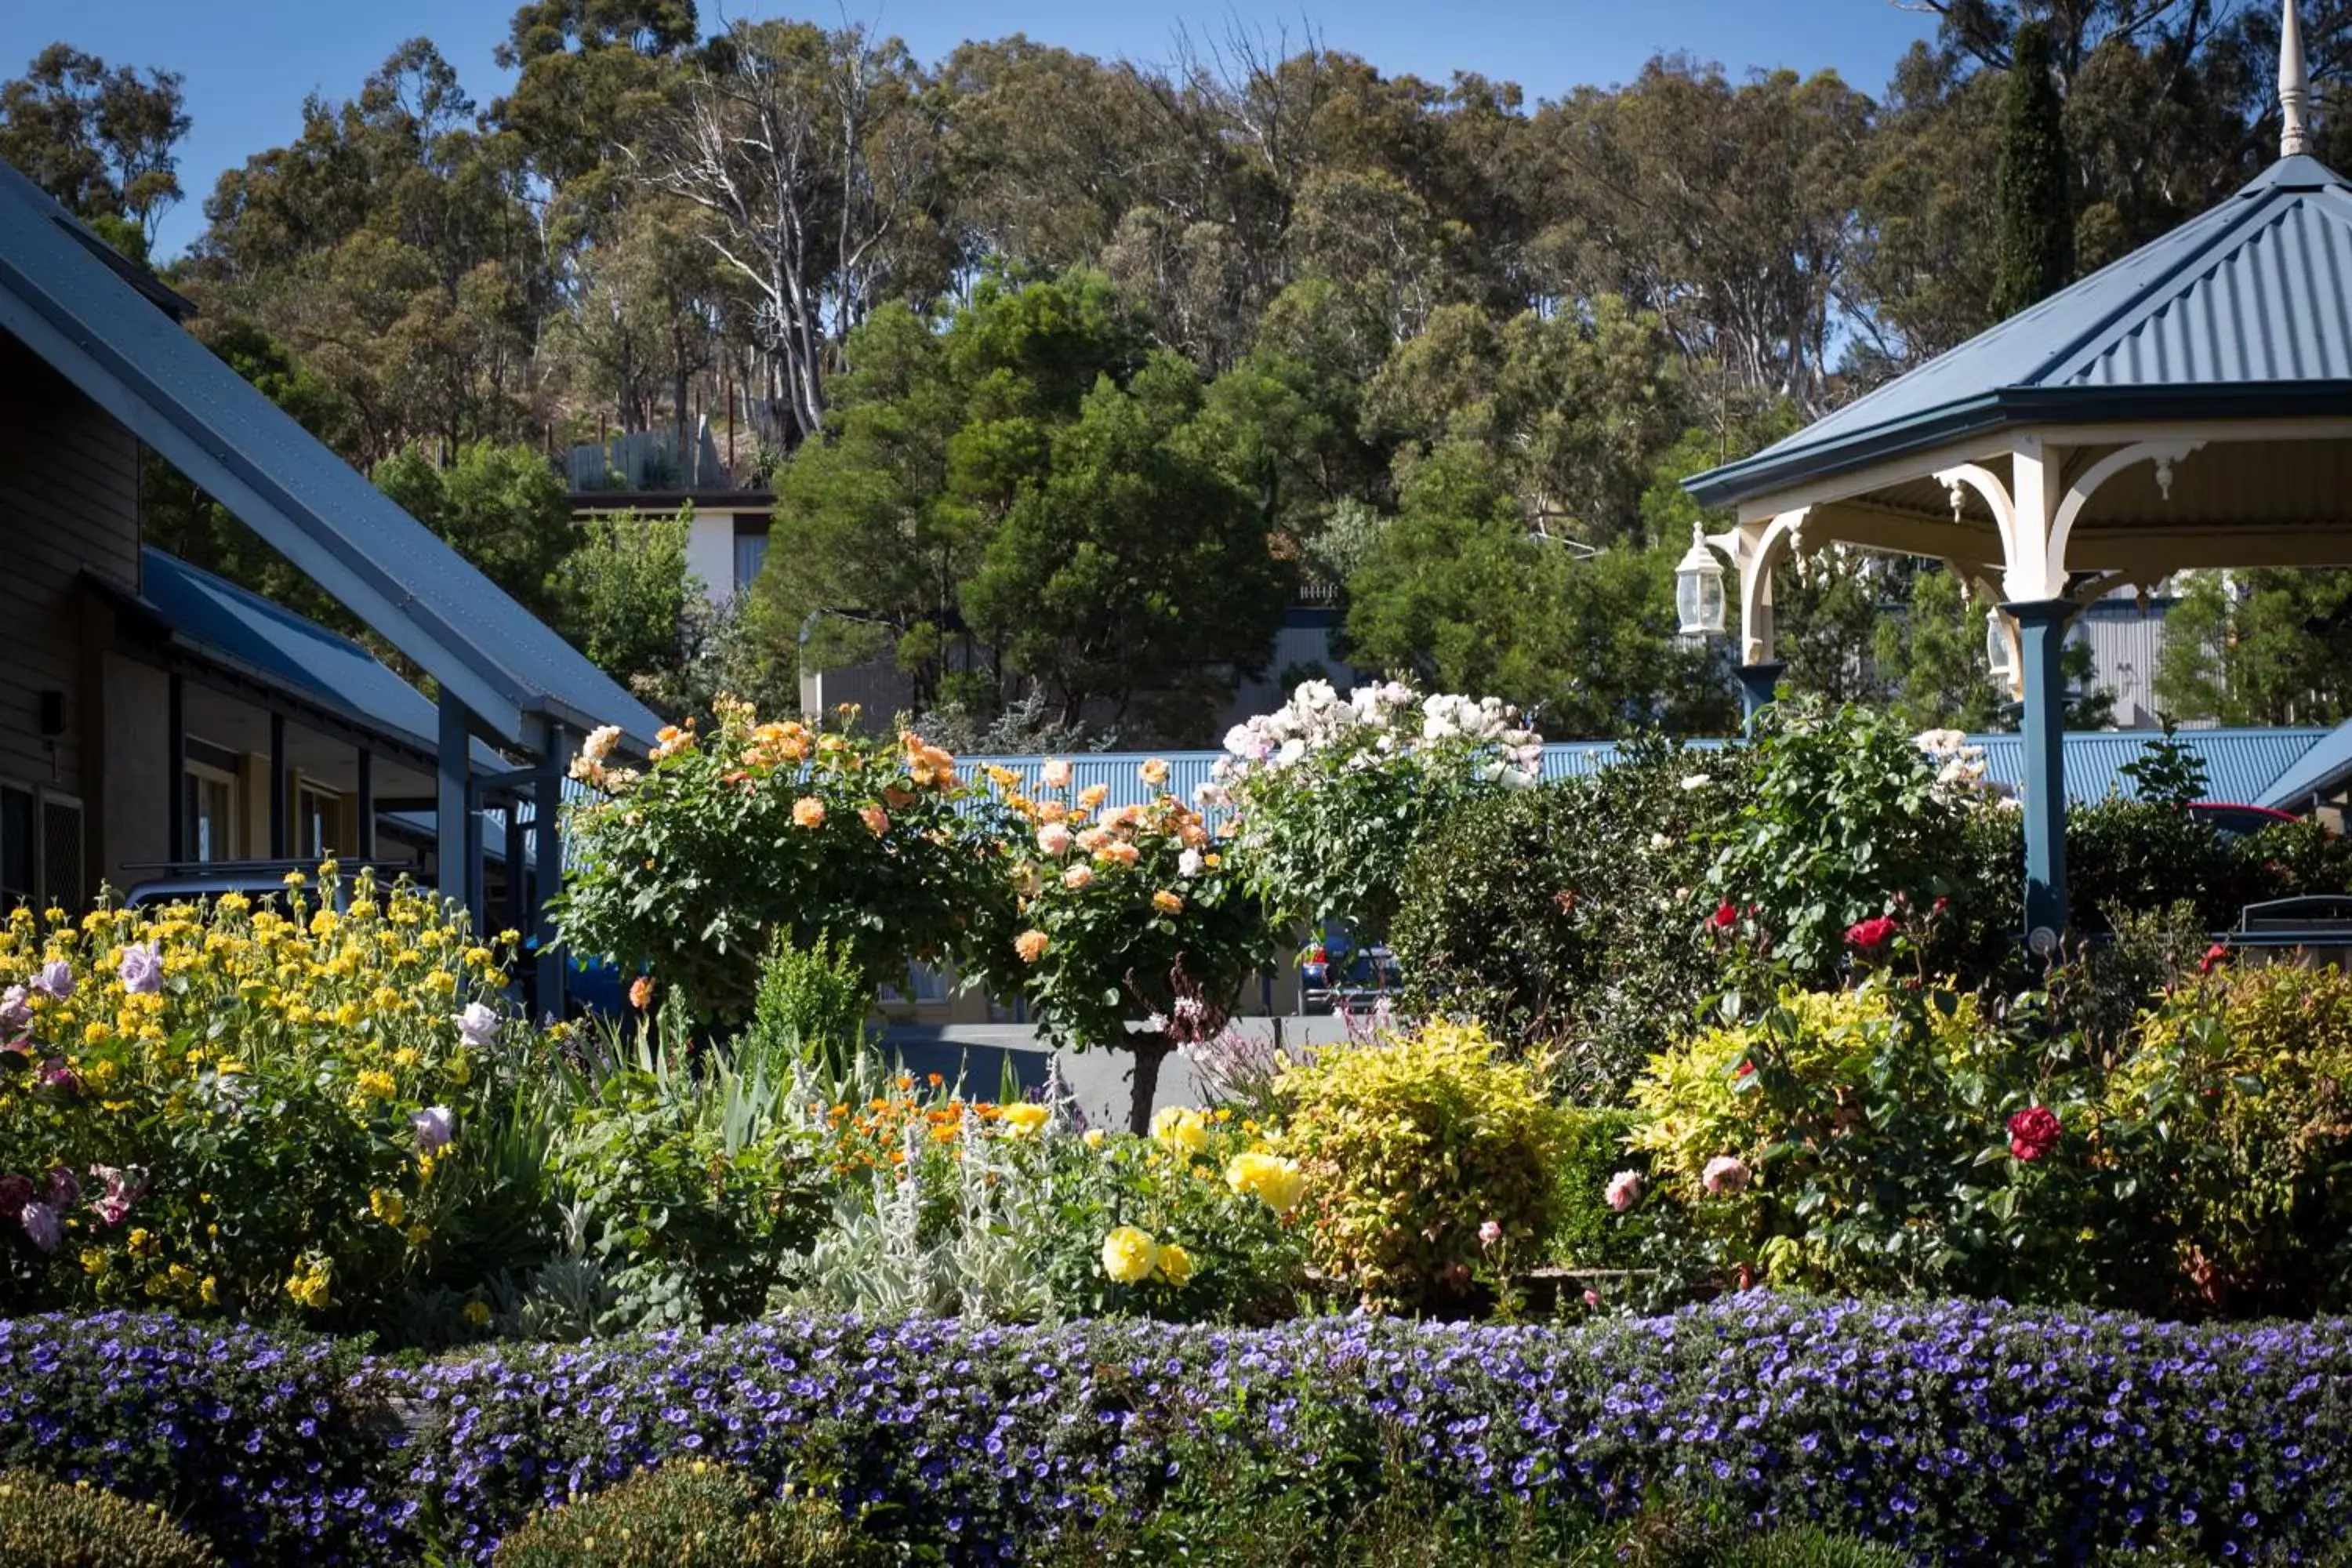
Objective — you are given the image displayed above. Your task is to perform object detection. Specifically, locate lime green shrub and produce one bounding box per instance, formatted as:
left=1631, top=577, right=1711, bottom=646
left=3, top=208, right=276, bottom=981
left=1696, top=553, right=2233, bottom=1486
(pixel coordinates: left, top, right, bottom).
left=0, top=1471, right=221, bottom=1568
left=1276, top=1020, right=1567, bottom=1309
left=739, top=931, right=872, bottom=1083
left=489, top=1462, right=870, bottom=1567
left=2107, top=962, right=2352, bottom=1314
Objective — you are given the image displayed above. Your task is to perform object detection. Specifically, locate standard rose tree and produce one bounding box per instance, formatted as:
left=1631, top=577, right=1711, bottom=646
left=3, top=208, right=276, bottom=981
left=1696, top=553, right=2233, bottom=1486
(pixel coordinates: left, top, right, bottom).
left=964, top=759, right=1273, bottom=1133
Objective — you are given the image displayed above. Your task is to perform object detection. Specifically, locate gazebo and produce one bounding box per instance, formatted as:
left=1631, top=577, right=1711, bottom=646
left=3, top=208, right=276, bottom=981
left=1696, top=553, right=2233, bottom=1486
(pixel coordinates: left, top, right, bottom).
left=1683, top=0, right=2352, bottom=946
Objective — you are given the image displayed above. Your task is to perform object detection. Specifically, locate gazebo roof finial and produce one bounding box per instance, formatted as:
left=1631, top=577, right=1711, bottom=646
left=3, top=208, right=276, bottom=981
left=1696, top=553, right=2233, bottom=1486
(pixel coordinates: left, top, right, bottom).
left=2282, top=0, right=2312, bottom=158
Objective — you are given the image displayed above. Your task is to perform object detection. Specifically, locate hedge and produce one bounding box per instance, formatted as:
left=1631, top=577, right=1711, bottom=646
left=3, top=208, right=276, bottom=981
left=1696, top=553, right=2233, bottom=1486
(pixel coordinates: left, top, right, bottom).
left=4, top=1299, right=2350, bottom=1564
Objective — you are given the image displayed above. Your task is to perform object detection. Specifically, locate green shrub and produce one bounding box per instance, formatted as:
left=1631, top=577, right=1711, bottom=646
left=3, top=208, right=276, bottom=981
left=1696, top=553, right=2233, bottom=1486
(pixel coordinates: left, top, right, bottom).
left=489, top=1461, right=870, bottom=1567
left=1708, top=702, right=1991, bottom=983
left=739, top=931, right=872, bottom=1084
left=1624, top=981, right=2081, bottom=1301
left=1547, top=1108, right=1649, bottom=1270
left=1393, top=739, right=1737, bottom=1102
left=548, top=1073, right=829, bottom=1330
left=1276, top=1020, right=1568, bottom=1310
left=0, top=1471, right=221, bottom=1568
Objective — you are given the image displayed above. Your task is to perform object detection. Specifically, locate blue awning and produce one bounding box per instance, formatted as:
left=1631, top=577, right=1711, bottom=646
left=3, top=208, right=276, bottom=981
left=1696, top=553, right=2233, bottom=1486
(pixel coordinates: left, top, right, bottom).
left=127, top=547, right=504, bottom=770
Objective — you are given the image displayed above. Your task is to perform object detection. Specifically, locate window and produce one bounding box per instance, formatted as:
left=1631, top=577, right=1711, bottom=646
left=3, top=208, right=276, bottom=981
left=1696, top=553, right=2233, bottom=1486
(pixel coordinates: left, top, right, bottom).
left=181, top=739, right=242, bottom=866
left=877, top=962, right=951, bottom=1007
left=296, top=782, right=342, bottom=858
left=0, top=786, right=31, bottom=915
left=734, top=528, right=770, bottom=594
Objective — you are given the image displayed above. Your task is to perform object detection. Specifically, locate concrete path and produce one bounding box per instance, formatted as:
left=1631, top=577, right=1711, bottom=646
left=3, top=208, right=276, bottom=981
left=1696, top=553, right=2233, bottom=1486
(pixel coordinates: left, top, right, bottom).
left=877, top=1014, right=1360, bottom=1128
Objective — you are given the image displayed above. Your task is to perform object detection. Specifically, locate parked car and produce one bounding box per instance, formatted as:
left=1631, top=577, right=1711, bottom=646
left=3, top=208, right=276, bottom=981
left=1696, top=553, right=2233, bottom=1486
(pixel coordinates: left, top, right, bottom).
left=2187, top=801, right=2303, bottom=841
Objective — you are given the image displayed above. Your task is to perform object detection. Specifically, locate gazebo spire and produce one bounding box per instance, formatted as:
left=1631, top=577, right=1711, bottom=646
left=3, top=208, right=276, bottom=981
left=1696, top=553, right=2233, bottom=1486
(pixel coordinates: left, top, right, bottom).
left=2281, top=0, right=2312, bottom=158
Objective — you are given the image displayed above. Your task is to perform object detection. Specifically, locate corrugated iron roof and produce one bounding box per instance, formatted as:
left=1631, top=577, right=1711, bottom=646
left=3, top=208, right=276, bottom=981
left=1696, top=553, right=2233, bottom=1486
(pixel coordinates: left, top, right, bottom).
left=962, top=728, right=2325, bottom=815
left=0, top=157, right=662, bottom=754
left=1687, top=154, right=2352, bottom=510
left=2259, top=716, right=2352, bottom=808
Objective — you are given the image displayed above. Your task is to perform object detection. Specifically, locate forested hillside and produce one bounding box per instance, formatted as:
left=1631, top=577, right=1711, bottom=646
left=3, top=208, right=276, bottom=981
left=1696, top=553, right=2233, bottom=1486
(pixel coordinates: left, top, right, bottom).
left=8, top=1, right=2351, bottom=741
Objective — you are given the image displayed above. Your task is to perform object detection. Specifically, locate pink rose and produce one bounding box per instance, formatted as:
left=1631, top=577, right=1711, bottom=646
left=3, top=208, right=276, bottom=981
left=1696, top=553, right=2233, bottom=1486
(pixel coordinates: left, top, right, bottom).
left=1477, top=1219, right=1502, bottom=1250
left=1036, top=823, right=1073, bottom=856
left=1701, top=1155, right=1751, bottom=1196
left=1604, top=1170, right=1643, bottom=1213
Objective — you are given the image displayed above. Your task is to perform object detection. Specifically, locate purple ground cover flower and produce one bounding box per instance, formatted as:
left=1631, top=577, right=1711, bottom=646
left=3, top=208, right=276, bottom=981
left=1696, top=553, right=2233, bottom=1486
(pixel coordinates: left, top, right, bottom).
left=3, top=1300, right=2350, bottom=1565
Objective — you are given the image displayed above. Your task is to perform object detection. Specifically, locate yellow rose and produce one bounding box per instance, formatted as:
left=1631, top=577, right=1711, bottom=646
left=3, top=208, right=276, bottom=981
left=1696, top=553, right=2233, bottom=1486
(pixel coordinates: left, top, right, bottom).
left=1156, top=1241, right=1195, bottom=1286
left=1225, top=1151, right=1308, bottom=1216
left=1000, top=1102, right=1051, bottom=1138
left=1150, top=1105, right=1210, bottom=1156
left=1101, top=1225, right=1159, bottom=1284
left=1139, top=757, right=1170, bottom=786
left=1152, top=890, right=1184, bottom=915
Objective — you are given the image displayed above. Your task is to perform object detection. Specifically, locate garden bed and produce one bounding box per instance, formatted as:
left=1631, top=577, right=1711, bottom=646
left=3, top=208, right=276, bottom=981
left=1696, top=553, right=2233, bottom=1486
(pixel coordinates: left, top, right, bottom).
left=5, top=1297, right=2348, bottom=1565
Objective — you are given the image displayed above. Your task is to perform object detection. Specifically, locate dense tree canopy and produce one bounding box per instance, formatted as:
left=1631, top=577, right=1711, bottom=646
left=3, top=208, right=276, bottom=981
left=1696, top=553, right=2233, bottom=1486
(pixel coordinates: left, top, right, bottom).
left=7, top=2, right=2351, bottom=739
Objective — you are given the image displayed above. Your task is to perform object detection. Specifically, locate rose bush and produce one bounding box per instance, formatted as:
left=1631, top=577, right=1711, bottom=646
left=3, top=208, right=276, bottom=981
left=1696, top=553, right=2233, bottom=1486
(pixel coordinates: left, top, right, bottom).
left=962, top=760, right=1272, bottom=1131
left=1214, top=679, right=1542, bottom=938
left=557, top=699, right=1009, bottom=1017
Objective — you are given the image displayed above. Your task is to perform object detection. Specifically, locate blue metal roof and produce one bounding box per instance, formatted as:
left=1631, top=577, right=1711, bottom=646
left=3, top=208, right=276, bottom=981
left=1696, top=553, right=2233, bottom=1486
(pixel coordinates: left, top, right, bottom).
left=964, top=728, right=2324, bottom=815
left=133, top=547, right=503, bottom=769
left=1688, top=154, right=2352, bottom=510
left=0, top=158, right=662, bottom=754
left=2259, top=716, right=2352, bottom=808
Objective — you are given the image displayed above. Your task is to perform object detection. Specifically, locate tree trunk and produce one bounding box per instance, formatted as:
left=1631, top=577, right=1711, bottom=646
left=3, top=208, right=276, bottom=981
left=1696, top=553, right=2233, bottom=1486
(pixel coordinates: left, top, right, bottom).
left=1127, top=1031, right=1173, bottom=1134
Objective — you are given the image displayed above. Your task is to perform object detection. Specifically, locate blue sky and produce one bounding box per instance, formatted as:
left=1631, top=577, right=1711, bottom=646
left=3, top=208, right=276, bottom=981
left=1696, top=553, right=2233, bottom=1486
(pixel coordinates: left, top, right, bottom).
left=2, top=1, right=1940, bottom=260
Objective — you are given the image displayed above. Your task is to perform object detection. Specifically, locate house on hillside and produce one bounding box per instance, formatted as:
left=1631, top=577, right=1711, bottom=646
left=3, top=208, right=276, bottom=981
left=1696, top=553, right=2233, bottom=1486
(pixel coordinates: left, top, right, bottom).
left=0, top=157, right=662, bottom=1004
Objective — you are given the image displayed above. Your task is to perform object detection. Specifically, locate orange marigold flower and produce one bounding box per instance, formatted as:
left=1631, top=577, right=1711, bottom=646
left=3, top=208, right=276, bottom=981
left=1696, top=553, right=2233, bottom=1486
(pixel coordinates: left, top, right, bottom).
left=792, top=797, right=826, bottom=829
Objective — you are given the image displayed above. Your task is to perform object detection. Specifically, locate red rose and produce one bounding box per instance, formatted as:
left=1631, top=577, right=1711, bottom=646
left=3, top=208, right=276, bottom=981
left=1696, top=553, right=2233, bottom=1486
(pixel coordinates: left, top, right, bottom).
left=2006, top=1105, right=2061, bottom=1162
left=2198, top=942, right=2229, bottom=976
left=1845, top=915, right=1899, bottom=953
left=1711, top=901, right=1738, bottom=931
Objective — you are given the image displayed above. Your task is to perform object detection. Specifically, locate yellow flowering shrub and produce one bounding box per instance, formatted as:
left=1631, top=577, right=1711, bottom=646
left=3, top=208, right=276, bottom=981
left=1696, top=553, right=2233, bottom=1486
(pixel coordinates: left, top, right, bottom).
left=0, top=867, right=528, bottom=1329
left=1275, top=1020, right=1569, bottom=1310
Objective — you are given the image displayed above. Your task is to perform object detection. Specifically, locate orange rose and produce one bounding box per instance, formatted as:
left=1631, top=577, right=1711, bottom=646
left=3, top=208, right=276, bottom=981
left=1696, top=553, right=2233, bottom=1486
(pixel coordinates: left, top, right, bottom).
left=629, top=975, right=655, bottom=1010
left=1014, top=929, right=1050, bottom=964
left=1152, top=890, right=1184, bottom=915
left=861, top=805, right=891, bottom=835
left=793, top=797, right=826, bottom=829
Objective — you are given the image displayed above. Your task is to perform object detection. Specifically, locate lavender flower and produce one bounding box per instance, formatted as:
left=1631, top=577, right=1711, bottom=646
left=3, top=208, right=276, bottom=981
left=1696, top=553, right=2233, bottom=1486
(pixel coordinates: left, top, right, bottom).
left=453, top=1002, right=500, bottom=1049
left=17, top=1200, right=60, bottom=1251
left=116, top=942, right=164, bottom=995
left=30, top=959, right=73, bottom=1000
left=412, top=1105, right=456, bottom=1153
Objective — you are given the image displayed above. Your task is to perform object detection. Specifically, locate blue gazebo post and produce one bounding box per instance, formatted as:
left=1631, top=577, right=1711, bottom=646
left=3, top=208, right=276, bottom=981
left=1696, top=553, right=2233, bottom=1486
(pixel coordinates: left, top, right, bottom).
left=1737, top=662, right=1785, bottom=726
left=2008, top=602, right=2071, bottom=938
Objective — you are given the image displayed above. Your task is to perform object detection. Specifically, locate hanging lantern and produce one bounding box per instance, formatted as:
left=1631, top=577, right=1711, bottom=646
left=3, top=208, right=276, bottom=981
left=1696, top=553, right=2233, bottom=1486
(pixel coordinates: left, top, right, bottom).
left=1675, top=524, right=1726, bottom=637
left=1985, top=607, right=2016, bottom=687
